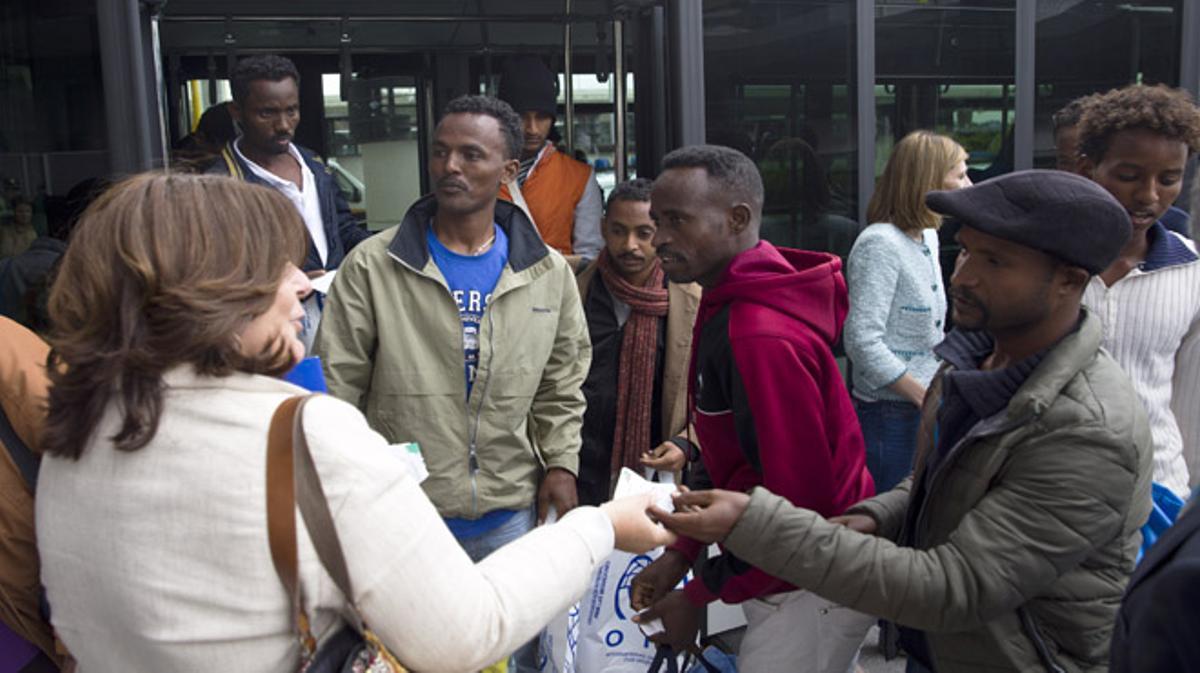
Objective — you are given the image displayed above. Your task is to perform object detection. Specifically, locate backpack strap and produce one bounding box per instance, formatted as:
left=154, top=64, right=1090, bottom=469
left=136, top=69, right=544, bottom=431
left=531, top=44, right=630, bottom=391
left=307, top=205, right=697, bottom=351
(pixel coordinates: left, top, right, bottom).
left=0, top=403, right=38, bottom=493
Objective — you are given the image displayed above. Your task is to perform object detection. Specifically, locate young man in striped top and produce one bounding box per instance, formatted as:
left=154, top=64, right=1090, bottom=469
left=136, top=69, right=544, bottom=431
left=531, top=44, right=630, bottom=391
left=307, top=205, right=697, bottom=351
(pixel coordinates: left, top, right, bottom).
left=1076, top=83, right=1200, bottom=498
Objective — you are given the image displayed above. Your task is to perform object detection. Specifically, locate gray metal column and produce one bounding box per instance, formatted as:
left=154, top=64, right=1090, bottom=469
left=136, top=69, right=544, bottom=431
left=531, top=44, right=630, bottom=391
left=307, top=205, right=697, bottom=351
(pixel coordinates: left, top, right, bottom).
left=1182, top=0, right=1200, bottom=99
left=97, top=0, right=167, bottom=176
left=1014, top=0, right=1036, bottom=171
left=667, top=0, right=705, bottom=148
left=613, top=17, right=627, bottom=183
left=855, top=0, right=876, bottom=225
left=635, top=6, right=668, bottom=177
left=563, top=0, right=575, bottom=155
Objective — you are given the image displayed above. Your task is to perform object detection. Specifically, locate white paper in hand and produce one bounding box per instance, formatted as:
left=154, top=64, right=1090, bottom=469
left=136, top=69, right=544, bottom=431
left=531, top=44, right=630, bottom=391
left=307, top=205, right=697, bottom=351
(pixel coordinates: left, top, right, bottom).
left=608, top=468, right=678, bottom=639
left=611, top=467, right=677, bottom=514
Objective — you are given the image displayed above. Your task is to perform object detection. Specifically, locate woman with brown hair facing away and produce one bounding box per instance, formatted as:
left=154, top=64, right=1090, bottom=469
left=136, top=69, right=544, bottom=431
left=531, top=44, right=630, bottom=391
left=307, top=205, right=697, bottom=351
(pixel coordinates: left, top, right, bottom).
left=844, top=130, right=970, bottom=491
left=33, top=173, right=671, bottom=672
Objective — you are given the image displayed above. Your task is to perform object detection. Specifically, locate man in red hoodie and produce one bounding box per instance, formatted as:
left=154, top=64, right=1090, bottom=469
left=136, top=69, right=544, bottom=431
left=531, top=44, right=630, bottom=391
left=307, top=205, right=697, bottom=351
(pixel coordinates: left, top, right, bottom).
left=631, top=145, right=876, bottom=671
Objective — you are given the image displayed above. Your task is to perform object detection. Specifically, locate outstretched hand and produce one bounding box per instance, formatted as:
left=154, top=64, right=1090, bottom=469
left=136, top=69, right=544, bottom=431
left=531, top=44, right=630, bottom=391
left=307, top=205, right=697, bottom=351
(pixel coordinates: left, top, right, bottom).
left=600, top=492, right=678, bottom=553
left=647, top=489, right=751, bottom=544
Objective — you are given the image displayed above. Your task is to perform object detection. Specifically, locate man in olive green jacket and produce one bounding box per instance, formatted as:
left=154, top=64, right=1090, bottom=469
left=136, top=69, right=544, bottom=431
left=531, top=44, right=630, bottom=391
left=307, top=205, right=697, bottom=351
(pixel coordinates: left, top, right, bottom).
left=643, top=171, right=1154, bottom=673
left=315, top=95, right=590, bottom=558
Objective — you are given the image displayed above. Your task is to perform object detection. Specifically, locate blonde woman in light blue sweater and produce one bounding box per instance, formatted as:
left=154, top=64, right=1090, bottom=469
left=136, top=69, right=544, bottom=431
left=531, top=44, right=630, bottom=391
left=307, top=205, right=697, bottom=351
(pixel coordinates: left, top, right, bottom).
left=845, top=131, right=969, bottom=490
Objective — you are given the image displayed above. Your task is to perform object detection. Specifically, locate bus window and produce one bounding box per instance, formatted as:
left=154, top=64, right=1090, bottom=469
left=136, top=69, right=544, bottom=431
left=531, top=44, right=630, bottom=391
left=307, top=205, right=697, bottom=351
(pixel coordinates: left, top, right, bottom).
left=322, top=74, right=421, bottom=231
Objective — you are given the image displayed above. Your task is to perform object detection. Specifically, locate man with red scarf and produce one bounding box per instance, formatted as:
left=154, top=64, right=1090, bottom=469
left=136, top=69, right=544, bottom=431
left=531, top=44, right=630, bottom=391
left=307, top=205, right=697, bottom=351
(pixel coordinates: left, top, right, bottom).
left=576, top=178, right=701, bottom=506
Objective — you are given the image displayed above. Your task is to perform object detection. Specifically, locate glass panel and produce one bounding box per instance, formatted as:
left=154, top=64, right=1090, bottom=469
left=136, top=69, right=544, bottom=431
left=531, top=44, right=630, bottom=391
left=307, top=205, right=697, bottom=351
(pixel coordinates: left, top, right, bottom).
left=703, top=0, right=859, bottom=259
left=0, top=1, right=108, bottom=254
left=876, top=1, right=1016, bottom=183
left=323, top=73, right=421, bottom=231
left=1033, top=0, right=1183, bottom=169
left=181, top=79, right=231, bottom=133
left=556, top=72, right=636, bottom=195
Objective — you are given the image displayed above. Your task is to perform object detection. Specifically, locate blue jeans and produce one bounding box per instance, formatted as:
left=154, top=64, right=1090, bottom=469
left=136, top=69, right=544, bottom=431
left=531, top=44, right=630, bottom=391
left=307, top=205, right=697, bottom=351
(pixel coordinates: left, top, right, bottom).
left=454, top=507, right=539, bottom=673
left=854, top=399, right=920, bottom=493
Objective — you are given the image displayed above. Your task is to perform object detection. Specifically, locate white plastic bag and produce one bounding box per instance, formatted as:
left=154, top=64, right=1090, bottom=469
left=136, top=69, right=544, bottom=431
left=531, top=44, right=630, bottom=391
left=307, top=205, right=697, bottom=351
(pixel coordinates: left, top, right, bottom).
left=573, top=468, right=683, bottom=672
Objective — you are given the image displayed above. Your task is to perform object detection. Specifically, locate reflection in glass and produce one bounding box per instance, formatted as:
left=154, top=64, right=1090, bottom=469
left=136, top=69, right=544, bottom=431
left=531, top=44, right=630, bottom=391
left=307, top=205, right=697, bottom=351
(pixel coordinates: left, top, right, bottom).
left=1033, top=0, right=1182, bottom=169
left=0, top=1, right=108, bottom=241
left=323, top=74, right=420, bottom=231
left=703, top=1, right=858, bottom=257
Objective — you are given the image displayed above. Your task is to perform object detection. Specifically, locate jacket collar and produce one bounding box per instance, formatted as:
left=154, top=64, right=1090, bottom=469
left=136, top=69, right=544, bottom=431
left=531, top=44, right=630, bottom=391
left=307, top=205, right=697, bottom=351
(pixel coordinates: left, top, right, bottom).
left=386, top=193, right=549, bottom=273
left=931, top=309, right=1098, bottom=424
left=161, top=364, right=306, bottom=395
left=1141, top=221, right=1198, bottom=272
left=219, top=141, right=327, bottom=184
left=1006, top=308, right=1101, bottom=419
left=935, top=330, right=1046, bottom=422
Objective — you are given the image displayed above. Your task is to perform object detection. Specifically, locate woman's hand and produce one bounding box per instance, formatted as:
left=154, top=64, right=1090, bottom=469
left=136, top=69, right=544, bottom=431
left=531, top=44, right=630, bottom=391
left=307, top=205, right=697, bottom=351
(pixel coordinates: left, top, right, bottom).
left=647, top=489, right=751, bottom=544
left=600, top=492, right=677, bottom=553
left=888, top=374, right=927, bottom=408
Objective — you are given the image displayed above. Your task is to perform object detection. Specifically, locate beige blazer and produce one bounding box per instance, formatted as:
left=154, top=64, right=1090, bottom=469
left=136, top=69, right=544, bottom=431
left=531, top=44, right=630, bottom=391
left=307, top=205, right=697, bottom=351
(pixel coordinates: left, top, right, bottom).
left=37, top=368, right=614, bottom=673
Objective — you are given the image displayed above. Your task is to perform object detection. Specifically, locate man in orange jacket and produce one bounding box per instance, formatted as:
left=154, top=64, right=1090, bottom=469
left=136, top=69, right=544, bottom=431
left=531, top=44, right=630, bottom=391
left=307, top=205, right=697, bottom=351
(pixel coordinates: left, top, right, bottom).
left=498, top=56, right=603, bottom=268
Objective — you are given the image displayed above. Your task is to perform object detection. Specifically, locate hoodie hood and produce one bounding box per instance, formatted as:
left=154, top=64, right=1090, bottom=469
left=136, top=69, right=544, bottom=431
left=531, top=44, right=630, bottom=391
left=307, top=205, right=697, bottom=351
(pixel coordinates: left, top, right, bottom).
left=698, top=241, right=848, bottom=346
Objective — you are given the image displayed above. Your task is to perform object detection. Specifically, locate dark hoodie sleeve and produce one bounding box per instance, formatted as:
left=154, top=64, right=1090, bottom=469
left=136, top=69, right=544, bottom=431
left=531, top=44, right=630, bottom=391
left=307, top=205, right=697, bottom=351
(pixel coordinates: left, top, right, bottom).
left=683, top=333, right=842, bottom=606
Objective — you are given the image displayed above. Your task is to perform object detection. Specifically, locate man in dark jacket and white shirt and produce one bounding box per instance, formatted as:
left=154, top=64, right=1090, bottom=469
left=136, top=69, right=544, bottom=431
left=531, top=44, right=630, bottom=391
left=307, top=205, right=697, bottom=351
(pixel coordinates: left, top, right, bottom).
left=207, top=54, right=370, bottom=351
left=643, top=170, right=1154, bottom=673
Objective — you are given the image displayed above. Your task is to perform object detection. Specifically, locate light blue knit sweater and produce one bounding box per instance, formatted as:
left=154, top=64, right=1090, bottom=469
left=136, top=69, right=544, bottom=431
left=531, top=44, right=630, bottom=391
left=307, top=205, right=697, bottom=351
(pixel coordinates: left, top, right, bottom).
left=844, top=223, right=947, bottom=402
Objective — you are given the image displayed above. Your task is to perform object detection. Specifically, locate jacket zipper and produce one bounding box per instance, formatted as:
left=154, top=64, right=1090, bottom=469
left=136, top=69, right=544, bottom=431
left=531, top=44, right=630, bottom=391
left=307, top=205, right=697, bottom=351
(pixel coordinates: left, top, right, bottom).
left=466, top=306, right=498, bottom=517
left=1018, top=607, right=1068, bottom=673
left=388, top=249, right=484, bottom=516
left=911, top=410, right=1029, bottom=546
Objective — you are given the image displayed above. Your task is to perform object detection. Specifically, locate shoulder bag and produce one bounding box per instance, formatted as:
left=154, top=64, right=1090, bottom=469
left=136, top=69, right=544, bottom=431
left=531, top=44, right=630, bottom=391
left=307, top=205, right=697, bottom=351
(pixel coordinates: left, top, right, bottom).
left=267, top=394, right=407, bottom=673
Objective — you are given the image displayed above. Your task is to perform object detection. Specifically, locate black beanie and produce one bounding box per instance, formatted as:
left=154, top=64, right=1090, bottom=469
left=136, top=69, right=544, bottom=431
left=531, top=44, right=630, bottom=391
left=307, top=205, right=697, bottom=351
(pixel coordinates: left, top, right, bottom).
left=498, top=56, right=558, bottom=116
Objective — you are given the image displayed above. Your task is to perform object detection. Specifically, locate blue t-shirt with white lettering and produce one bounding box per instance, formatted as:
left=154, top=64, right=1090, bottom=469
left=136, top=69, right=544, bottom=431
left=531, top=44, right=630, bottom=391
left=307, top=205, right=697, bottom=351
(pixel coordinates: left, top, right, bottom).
left=427, top=224, right=515, bottom=540
left=426, top=224, right=508, bottom=397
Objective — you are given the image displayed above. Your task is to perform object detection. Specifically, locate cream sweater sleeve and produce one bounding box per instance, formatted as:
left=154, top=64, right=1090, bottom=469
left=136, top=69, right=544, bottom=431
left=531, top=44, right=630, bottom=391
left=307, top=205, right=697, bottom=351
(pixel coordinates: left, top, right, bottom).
left=302, top=395, right=614, bottom=672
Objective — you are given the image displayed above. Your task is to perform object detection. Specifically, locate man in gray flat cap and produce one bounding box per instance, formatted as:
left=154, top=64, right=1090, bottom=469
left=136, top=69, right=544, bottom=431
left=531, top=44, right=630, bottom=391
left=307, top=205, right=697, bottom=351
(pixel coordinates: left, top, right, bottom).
left=638, top=170, right=1154, bottom=673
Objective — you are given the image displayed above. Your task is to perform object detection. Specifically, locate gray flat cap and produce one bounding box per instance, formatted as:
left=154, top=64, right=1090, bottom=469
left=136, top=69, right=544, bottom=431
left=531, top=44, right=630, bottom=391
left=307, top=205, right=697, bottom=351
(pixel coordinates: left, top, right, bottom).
left=926, top=169, right=1132, bottom=274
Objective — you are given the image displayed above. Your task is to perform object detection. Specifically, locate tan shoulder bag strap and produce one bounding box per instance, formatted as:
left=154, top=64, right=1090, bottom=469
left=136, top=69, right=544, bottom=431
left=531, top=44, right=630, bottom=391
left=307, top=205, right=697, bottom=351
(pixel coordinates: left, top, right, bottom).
left=268, top=394, right=405, bottom=670
left=291, top=404, right=361, bottom=625
left=267, top=395, right=318, bottom=655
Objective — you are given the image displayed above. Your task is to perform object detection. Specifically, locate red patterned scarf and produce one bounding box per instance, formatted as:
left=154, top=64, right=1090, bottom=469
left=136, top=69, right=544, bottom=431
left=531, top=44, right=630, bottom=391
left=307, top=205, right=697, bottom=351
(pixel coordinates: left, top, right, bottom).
left=597, top=249, right=670, bottom=475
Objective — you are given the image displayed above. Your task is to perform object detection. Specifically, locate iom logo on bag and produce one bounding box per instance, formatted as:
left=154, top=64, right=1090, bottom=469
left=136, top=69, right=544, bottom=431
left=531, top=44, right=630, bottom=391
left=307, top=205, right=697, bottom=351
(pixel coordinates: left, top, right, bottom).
left=615, top=554, right=653, bottom=621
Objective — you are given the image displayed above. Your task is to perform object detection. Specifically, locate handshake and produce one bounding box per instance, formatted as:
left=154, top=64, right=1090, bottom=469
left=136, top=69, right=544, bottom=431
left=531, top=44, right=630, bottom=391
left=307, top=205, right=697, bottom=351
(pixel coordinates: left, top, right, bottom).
left=599, top=482, right=755, bottom=654
left=608, top=486, right=878, bottom=654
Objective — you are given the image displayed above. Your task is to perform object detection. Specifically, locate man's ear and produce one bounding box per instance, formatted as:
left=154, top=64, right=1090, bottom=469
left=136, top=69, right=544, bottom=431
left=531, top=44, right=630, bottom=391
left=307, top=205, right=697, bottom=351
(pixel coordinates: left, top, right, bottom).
left=228, top=101, right=243, bottom=125
left=501, top=158, right=519, bottom=185
left=1077, top=155, right=1097, bottom=180
left=1057, top=264, right=1091, bottom=295
left=729, top=203, right=753, bottom=234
